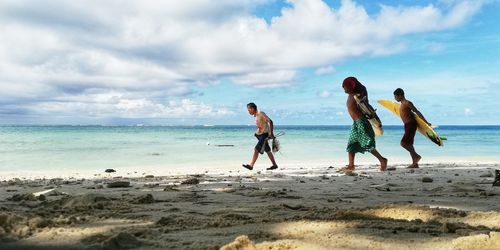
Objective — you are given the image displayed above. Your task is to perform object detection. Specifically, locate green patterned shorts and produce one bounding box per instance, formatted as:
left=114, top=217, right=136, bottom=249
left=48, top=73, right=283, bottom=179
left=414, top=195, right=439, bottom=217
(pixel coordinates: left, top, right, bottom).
left=347, top=118, right=376, bottom=153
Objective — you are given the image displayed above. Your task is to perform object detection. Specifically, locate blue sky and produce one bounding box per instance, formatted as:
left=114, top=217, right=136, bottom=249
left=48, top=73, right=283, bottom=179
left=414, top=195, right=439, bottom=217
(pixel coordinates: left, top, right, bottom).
left=0, top=0, right=499, bottom=125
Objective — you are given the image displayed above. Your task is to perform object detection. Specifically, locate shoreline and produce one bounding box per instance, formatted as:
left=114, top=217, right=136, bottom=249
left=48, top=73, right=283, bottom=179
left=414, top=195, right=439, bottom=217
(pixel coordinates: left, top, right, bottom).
left=1, top=163, right=500, bottom=249
left=1, top=158, right=500, bottom=181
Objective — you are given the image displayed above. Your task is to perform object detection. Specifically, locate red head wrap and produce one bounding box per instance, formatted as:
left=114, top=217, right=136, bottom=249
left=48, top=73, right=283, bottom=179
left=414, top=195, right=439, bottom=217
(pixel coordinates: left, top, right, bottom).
left=342, top=77, right=358, bottom=92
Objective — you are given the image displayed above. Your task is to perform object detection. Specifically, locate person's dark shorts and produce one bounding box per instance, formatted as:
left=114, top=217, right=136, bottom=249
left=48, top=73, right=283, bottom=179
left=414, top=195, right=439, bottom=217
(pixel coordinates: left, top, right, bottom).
left=255, top=133, right=271, bottom=154
left=402, top=122, right=418, bottom=145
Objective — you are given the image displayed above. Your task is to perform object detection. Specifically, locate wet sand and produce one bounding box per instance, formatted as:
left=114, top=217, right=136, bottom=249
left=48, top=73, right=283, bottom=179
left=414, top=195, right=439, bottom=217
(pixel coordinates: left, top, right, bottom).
left=1, top=163, right=500, bottom=249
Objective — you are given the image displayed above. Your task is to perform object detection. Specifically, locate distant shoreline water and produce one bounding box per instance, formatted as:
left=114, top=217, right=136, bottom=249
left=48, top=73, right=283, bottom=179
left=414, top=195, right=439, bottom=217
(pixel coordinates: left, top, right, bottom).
left=2, top=125, right=500, bottom=127
left=1, top=125, right=499, bottom=179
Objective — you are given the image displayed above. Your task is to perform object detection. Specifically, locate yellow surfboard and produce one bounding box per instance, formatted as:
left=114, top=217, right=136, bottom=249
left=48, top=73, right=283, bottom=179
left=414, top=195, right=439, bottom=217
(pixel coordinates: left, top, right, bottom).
left=377, top=100, right=444, bottom=146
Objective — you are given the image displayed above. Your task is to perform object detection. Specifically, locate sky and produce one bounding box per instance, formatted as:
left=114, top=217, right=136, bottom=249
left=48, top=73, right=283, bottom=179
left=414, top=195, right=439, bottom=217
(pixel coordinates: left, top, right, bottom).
left=0, top=0, right=499, bottom=125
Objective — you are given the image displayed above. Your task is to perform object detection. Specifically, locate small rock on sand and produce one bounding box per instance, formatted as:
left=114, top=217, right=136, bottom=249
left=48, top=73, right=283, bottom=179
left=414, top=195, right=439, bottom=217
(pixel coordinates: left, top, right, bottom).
left=28, top=217, right=53, bottom=228
left=103, top=232, right=142, bottom=249
left=480, top=172, right=493, bottom=178
left=132, top=194, right=155, bottom=204
left=105, top=169, right=116, bottom=173
left=181, top=178, right=199, bottom=185
left=345, top=171, right=358, bottom=176
left=422, top=177, right=434, bottom=183
left=156, top=216, right=177, bottom=226
left=7, top=193, right=42, bottom=202
left=220, top=235, right=256, bottom=250
left=107, top=181, right=130, bottom=188
left=144, top=175, right=154, bottom=178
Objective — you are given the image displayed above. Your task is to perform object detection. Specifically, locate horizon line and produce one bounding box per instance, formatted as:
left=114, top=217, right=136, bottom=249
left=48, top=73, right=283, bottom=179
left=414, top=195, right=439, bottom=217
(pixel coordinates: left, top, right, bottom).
left=1, top=124, right=500, bottom=127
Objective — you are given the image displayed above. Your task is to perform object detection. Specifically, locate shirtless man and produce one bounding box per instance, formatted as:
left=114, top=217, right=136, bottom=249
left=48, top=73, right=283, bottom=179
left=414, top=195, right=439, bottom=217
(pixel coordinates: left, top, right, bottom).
left=242, top=103, right=278, bottom=171
left=342, top=77, right=388, bottom=171
left=393, top=88, right=430, bottom=168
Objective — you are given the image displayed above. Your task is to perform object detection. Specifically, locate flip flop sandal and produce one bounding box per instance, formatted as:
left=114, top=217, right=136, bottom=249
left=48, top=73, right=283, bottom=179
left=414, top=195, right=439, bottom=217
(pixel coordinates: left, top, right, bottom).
left=267, top=165, right=278, bottom=170
left=242, top=164, right=253, bottom=170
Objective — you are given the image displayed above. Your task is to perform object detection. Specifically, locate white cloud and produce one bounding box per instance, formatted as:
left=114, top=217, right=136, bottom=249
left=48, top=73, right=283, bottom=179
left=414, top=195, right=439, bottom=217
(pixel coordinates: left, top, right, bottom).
left=230, top=70, right=296, bottom=87
left=32, top=93, right=234, bottom=119
left=0, top=0, right=487, bottom=120
left=318, top=90, right=331, bottom=98
left=315, top=66, right=336, bottom=75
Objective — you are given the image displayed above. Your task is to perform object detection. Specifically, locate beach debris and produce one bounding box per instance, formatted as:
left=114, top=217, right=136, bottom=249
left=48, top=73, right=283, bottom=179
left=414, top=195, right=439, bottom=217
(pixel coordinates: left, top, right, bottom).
left=282, top=204, right=308, bottom=211
left=163, top=185, right=179, bottom=191
left=143, top=183, right=159, bottom=188
left=32, top=188, right=67, bottom=197
left=103, top=232, right=142, bottom=249
left=345, top=171, right=358, bottom=176
left=156, top=216, right=177, bottom=226
left=386, top=167, right=397, bottom=171
left=28, top=217, right=53, bottom=229
left=132, top=194, right=155, bottom=204
left=55, top=193, right=119, bottom=212
left=105, top=169, right=116, bottom=173
left=371, top=183, right=396, bottom=191
left=480, top=172, right=493, bottom=178
left=7, top=178, right=23, bottom=186
left=357, top=173, right=372, bottom=179
left=107, top=181, right=130, bottom=188
left=144, top=175, right=154, bottom=178
left=181, top=178, right=199, bottom=185
left=7, top=193, right=41, bottom=202
left=221, top=213, right=253, bottom=221
left=220, top=235, right=256, bottom=250
left=422, top=177, right=434, bottom=183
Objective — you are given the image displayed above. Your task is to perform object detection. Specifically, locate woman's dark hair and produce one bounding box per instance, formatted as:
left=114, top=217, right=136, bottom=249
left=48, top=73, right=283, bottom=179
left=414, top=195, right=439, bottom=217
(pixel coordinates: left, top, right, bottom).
left=393, top=88, right=405, bottom=96
left=247, top=102, right=257, bottom=109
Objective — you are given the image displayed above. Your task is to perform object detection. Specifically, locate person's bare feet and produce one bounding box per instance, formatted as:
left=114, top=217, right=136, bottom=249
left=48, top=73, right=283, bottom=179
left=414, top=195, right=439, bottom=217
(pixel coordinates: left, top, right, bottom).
left=407, top=155, right=421, bottom=169
left=414, top=155, right=422, bottom=164
left=380, top=157, right=388, bottom=171
left=339, top=165, right=355, bottom=172
left=407, top=164, right=419, bottom=169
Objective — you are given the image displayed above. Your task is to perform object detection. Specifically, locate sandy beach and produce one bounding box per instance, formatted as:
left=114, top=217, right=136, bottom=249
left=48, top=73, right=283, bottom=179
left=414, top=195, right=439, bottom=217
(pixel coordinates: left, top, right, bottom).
left=1, top=163, right=499, bottom=249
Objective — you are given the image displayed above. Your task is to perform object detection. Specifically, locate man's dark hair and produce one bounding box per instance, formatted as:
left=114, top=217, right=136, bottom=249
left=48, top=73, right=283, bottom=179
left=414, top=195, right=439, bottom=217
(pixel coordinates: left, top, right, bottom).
left=394, top=88, right=405, bottom=96
left=247, top=102, right=257, bottom=110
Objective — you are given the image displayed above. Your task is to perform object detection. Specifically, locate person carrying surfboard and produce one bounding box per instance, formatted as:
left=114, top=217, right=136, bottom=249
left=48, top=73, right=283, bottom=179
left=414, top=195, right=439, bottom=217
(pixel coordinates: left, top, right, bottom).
left=242, top=102, right=278, bottom=171
left=342, top=77, right=388, bottom=172
left=393, top=88, right=430, bottom=168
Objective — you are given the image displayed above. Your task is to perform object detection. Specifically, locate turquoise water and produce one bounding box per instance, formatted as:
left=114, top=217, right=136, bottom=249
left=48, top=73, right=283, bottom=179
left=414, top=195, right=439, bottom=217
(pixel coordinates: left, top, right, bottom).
left=0, top=125, right=499, bottom=175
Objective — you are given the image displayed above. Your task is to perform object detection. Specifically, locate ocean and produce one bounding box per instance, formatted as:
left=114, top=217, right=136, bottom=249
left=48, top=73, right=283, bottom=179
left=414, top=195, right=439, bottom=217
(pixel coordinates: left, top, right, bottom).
left=0, top=125, right=499, bottom=178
